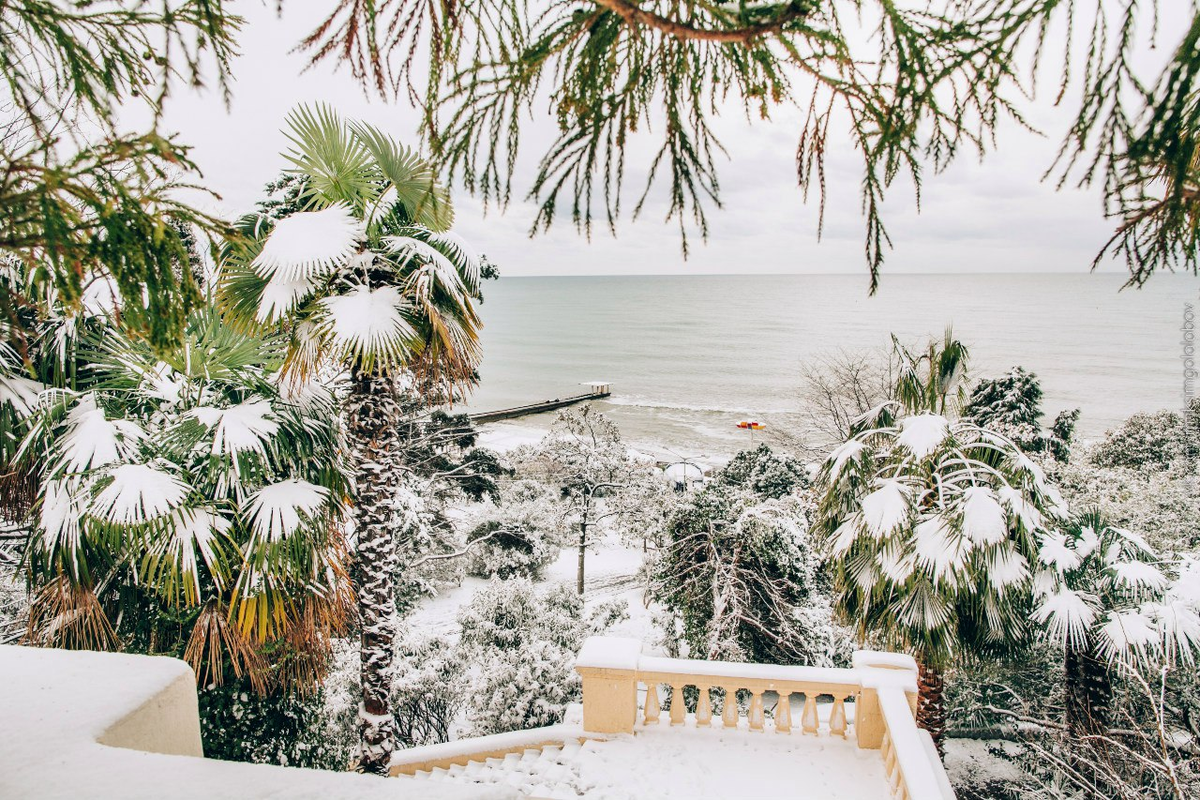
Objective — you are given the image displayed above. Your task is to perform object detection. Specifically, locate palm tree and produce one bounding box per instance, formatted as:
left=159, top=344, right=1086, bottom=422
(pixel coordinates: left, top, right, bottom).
left=217, top=104, right=483, bottom=774
left=1033, top=510, right=1200, bottom=738
left=814, top=332, right=1065, bottom=754
left=9, top=287, right=351, bottom=696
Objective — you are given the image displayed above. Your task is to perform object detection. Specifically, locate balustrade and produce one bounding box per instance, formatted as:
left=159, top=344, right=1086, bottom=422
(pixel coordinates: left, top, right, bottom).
left=576, top=637, right=953, bottom=800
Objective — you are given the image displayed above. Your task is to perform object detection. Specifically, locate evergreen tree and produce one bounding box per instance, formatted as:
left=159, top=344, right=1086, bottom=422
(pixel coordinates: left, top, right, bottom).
left=965, top=367, right=1079, bottom=461
left=296, top=1, right=1200, bottom=288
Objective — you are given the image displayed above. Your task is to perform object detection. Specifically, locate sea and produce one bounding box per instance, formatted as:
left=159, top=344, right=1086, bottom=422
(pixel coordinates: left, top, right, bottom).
left=463, top=273, right=1199, bottom=460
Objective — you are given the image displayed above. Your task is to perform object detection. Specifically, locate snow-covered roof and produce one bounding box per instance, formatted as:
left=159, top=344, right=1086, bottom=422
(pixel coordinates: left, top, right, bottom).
left=0, top=644, right=511, bottom=800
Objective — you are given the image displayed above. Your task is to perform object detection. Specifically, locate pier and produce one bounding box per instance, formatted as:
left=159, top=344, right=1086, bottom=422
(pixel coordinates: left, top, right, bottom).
left=469, top=382, right=611, bottom=424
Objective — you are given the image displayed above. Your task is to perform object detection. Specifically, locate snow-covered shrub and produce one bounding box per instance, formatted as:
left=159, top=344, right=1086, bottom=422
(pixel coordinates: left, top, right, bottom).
left=464, top=480, right=563, bottom=579
left=469, top=639, right=582, bottom=737
left=717, top=444, right=810, bottom=498
left=1089, top=403, right=1197, bottom=472
left=198, top=678, right=352, bottom=770
left=1051, top=459, right=1200, bottom=553
left=457, top=578, right=627, bottom=737
left=392, top=631, right=468, bottom=747
left=964, top=367, right=1078, bottom=461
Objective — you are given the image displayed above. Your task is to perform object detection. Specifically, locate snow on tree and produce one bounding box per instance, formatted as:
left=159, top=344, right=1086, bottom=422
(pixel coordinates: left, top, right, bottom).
left=815, top=335, right=1068, bottom=753
left=1032, top=511, right=1200, bottom=738
left=518, top=405, right=659, bottom=594
left=12, top=306, right=352, bottom=698
left=717, top=443, right=811, bottom=499
left=1089, top=399, right=1200, bottom=472
left=652, top=479, right=846, bottom=667
left=463, top=479, right=564, bottom=580
left=457, top=578, right=628, bottom=736
left=217, top=107, right=495, bottom=772
left=964, top=367, right=1079, bottom=462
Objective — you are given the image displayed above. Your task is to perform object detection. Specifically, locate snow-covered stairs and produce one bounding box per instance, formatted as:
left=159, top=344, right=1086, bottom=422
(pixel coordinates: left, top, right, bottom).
left=410, top=742, right=596, bottom=799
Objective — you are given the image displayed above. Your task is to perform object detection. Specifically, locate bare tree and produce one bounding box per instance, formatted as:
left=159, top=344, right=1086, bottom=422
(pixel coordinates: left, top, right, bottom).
left=796, top=347, right=897, bottom=454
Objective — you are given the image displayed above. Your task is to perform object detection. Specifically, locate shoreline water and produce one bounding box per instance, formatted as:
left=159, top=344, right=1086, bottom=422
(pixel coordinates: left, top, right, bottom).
left=467, top=273, right=1195, bottom=455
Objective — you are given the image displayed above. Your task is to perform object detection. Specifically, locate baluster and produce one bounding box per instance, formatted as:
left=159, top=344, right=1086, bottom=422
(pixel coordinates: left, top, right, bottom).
left=670, top=684, right=686, bottom=726
left=749, top=690, right=764, bottom=731
left=644, top=682, right=661, bottom=725
left=774, top=691, right=792, bottom=733
left=801, top=695, right=819, bottom=735
left=721, top=686, right=738, bottom=728
left=696, top=686, right=713, bottom=728
left=829, top=696, right=847, bottom=738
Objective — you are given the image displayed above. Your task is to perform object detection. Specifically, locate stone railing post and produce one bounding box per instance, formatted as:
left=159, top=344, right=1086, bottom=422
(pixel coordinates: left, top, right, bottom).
left=851, top=650, right=919, bottom=750
left=575, top=636, right=642, bottom=735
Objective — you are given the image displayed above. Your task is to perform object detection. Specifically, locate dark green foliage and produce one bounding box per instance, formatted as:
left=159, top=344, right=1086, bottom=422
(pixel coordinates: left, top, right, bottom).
left=717, top=444, right=810, bottom=498
left=198, top=678, right=351, bottom=770
left=653, top=482, right=829, bottom=665
left=0, top=1, right=240, bottom=352
left=965, top=367, right=1078, bottom=461
left=299, top=1, right=1200, bottom=288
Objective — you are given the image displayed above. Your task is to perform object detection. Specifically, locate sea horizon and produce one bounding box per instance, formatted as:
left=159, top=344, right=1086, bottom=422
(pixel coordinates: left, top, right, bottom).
left=467, top=272, right=1199, bottom=457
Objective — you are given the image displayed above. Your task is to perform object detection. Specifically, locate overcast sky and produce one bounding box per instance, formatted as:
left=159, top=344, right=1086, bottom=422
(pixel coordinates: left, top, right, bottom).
left=142, top=2, right=1182, bottom=284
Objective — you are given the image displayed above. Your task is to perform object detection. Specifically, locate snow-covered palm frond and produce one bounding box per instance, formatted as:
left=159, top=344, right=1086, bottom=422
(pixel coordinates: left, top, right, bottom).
left=896, top=413, right=948, bottom=459
left=988, top=546, right=1030, bottom=590
left=252, top=205, right=362, bottom=284
left=256, top=273, right=317, bottom=323
left=878, top=541, right=917, bottom=582
left=913, top=514, right=970, bottom=585
left=1111, top=560, right=1168, bottom=595
left=827, top=439, right=867, bottom=481
left=187, top=400, right=279, bottom=458
left=55, top=395, right=143, bottom=474
left=387, top=235, right=468, bottom=298
left=402, top=228, right=481, bottom=289
left=0, top=348, right=46, bottom=417
left=145, top=508, right=232, bottom=604
left=1038, top=532, right=1081, bottom=573
left=91, top=464, right=190, bottom=524
left=1035, top=588, right=1097, bottom=648
left=959, top=486, right=1007, bottom=545
left=1148, top=600, right=1200, bottom=663
left=1097, top=610, right=1159, bottom=663
left=245, top=478, right=330, bottom=542
left=141, top=362, right=185, bottom=404
left=315, top=285, right=416, bottom=369
left=996, top=485, right=1044, bottom=532
left=829, top=514, right=863, bottom=556
left=39, top=479, right=85, bottom=567
left=860, top=479, right=910, bottom=538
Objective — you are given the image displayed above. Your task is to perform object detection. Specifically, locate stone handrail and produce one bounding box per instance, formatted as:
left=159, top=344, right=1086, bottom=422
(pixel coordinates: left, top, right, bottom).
left=575, top=636, right=954, bottom=800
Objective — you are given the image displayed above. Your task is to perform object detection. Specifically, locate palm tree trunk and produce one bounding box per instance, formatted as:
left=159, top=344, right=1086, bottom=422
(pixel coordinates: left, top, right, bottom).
left=916, top=661, right=947, bottom=758
left=1065, top=636, right=1113, bottom=738
left=347, top=368, right=401, bottom=775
